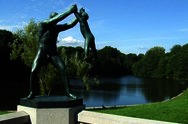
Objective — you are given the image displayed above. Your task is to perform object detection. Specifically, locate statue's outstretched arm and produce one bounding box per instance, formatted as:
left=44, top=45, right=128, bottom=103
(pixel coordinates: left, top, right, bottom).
left=58, top=18, right=78, bottom=31
left=45, top=4, right=77, bottom=24
left=67, top=18, right=78, bottom=28
left=74, top=10, right=83, bottom=22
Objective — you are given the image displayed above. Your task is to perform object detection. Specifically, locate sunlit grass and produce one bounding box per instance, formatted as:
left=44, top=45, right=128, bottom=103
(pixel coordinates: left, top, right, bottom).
left=89, top=88, right=188, bottom=124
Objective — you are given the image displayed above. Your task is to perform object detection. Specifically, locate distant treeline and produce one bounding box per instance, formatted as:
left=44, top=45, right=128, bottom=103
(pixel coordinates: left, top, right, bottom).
left=133, top=45, right=188, bottom=83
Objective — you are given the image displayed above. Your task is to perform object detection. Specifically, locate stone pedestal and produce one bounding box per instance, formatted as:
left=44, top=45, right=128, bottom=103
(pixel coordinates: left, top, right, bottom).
left=17, top=96, right=85, bottom=124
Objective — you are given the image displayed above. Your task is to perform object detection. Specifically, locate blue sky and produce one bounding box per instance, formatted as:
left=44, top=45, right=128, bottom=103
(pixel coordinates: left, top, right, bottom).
left=1, top=0, right=188, bottom=54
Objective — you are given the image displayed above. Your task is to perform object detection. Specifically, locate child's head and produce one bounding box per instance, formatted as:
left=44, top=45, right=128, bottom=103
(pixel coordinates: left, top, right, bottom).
left=79, top=8, right=85, bottom=13
left=49, top=12, right=58, bottom=18
left=80, top=8, right=89, bottom=20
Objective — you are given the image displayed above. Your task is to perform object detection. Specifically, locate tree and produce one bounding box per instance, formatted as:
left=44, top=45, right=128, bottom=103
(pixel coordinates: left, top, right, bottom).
left=0, top=29, right=31, bottom=110
left=156, top=55, right=169, bottom=78
left=170, top=44, right=182, bottom=55
left=125, top=53, right=141, bottom=74
left=133, top=46, right=165, bottom=77
left=0, top=29, right=13, bottom=81
left=59, top=46, right=99, bottom=90
left=165, top=45, right=182, bottom=80
left=97, top=46, right=125, bottom=76
left=11, top=19, right=39, bottom=66
left=175, top=44, right=188, bottom=82
left=0, top=29, right=13, bottom=46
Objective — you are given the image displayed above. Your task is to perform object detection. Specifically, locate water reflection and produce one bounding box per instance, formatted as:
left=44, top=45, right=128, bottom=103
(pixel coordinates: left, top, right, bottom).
left=140, top=77, right=186, bottom=102
left=70, top=76, right=187, bottom=107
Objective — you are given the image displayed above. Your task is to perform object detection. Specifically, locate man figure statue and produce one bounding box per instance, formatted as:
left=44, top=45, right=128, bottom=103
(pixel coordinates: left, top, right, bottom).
left=74, top=8, right=97, bottom=61
left=26, top=4, right=78, bottom=99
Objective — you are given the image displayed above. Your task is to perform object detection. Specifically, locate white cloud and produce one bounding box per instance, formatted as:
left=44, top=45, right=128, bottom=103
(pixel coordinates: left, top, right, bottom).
left=57, top=36, right=83, bottom=47
left=0, top=25, right=21, bottom=31
left=0, top=21, right=27, bottom=31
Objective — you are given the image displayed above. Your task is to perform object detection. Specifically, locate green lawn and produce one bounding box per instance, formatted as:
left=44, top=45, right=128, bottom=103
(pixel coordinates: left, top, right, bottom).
left=89, top=88, right=188, bottom=124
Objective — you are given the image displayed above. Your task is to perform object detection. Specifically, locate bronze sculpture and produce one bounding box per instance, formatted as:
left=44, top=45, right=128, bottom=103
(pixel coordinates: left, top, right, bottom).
left=26, top=4, right=78, bottom=99
left=74, top=8, right=97, bottom=61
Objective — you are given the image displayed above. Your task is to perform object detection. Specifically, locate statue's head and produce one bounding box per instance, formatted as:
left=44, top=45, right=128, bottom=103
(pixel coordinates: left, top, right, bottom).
left=79, top=8, right=89, bottom=20
left=79, top=8, right=85, bottom=13
left=49, top=12, right=58, bottom=18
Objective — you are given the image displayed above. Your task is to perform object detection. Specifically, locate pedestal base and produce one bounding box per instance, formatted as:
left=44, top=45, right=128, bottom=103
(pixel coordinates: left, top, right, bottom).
left=19, top=95, right=83, bottom=108
left=17, top=96, right=85, bottom=124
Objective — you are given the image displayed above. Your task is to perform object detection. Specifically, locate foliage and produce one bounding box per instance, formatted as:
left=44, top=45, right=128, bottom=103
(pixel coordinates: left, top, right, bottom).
left=10, top=19, right=39, bottom=66
left=97, top=46, right=136, bottom=76
left=161, top=44, right=188, bottom=82
left=0, top=29, right=13, bottom=62
left=0, top=29, right=14, bottom=82
left=10, top=30, right=26, bottom=60
left=38, top=64, right=61, bottom=95
left=0, top=29, right=13, bottom=47
left=133, top=46, right=165, bottom=77
left=59, top=46, right=100, bottom=90
left=133, top=44, right=188, bottom=83
left=82, top=75, right=100, bottom=91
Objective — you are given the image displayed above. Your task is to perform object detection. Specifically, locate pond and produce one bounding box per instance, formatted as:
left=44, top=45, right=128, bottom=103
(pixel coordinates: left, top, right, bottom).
left=70, top=75, right=187, bottom=107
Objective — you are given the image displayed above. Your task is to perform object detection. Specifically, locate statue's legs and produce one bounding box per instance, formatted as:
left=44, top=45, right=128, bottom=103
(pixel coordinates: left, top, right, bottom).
left=26, top=71, right=38, bottom=99
left=84, top=37, right=97, bottom=61
left=90, top=39, right=97, bottom=61
left=84, top=40, right=89, bottom=61
left=26, top=49, right=44, bottom=99
left=51, top=55, right=77, bottom=99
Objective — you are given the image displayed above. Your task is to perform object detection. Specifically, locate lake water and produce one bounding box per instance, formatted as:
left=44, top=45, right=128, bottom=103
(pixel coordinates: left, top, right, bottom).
left=70, top=76, right=187, bottom=107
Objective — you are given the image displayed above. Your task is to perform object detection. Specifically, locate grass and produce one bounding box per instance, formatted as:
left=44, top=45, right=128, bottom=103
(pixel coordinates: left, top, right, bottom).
left=0, top=111, right=11, bottom=115
left=88, top=88, right=188, bottom=124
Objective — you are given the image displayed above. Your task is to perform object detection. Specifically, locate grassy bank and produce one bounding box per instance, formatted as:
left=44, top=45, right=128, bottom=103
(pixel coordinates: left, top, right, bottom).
left=89, top=88, right=188, bottom=124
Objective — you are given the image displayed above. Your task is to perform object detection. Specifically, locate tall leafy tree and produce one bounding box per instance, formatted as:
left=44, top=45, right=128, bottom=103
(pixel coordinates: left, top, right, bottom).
left=97, top=46, right=126, bottom=76
left=133, top=46, right=165, bottom=77
left=0, top=29, right=30, bottom=110
left=166, top=45, right=182, bottom=79
left=0, top=29, right=13, bottom=81
left=59, top=46, right=99, bottom=90
left=176, top=44, right=188, bottom=82
left=11, top=19, right=38, bottom=65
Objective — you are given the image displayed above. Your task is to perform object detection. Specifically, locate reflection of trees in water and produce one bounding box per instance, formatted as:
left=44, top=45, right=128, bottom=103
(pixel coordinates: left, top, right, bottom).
left=141, top=77, right=187, bottom=102
left=73, top=90, right=120, bottom=106
left=71, top=79, right=123, bottom=106
left=70, top=76, right=187, bottom=107
left=120, top=75, right=143, bottom=94
left=125, top=84, right=142, bottom=93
